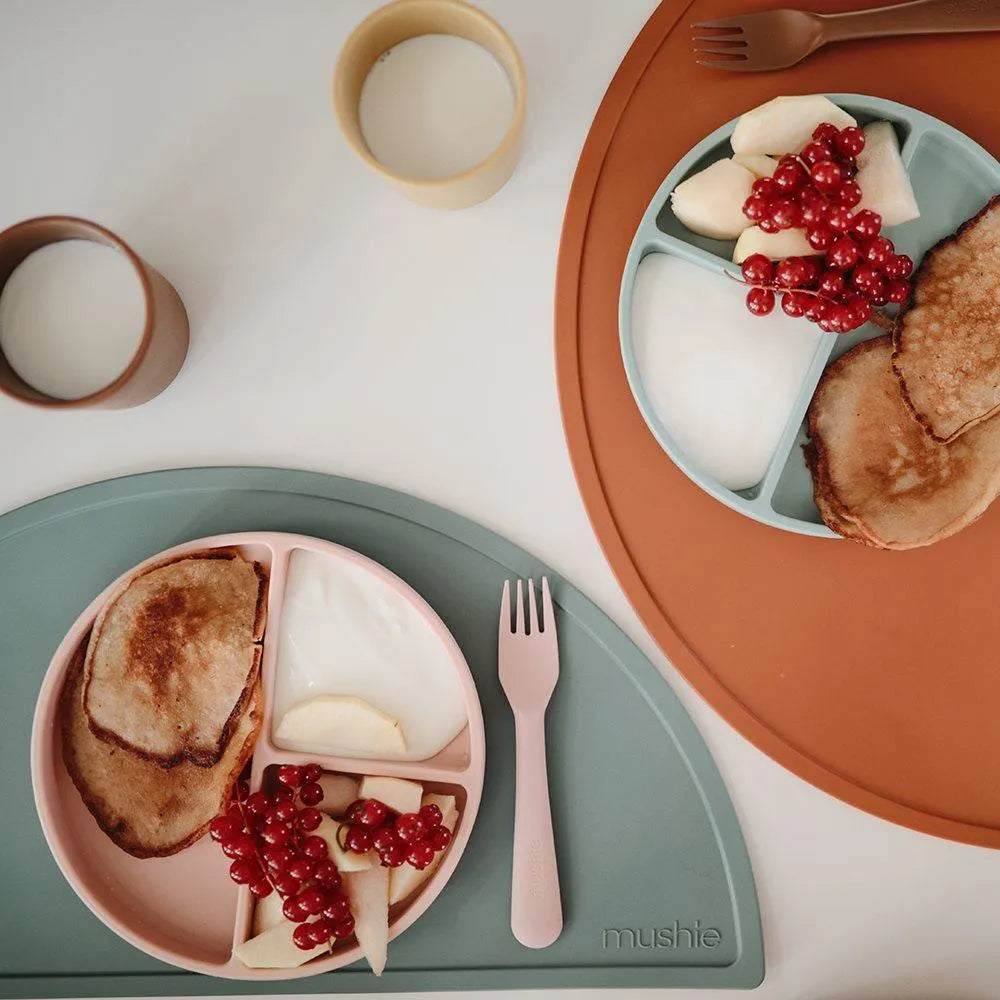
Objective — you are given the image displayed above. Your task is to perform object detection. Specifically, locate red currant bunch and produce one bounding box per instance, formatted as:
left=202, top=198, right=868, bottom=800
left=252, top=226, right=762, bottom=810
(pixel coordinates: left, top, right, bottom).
left=738, top=122, right=913, bottom=331
left=210, top=763, right=357, bottom=952
left=341, top=799, right=453, bottom=871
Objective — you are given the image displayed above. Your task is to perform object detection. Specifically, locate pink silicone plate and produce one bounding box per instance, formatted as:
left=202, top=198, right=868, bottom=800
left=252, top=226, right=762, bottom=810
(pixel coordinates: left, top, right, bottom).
left=30, top=532, right=486, bottom=980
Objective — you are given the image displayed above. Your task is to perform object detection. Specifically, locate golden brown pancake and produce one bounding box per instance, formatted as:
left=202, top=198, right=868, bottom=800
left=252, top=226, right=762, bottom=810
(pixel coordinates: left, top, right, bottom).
left=808, top=336, right=1000, bottom=549
left=62, top=640, right=261, bottom=858
left=893, top=195, right=1000, bottom=442
left=83, top=550, right=267, bottom=767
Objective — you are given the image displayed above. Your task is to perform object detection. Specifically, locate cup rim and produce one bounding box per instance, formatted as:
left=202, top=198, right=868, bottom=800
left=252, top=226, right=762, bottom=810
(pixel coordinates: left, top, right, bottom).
left=0, top=215, right=155, bottom=409
left=332, top=0, right=527, bottom=191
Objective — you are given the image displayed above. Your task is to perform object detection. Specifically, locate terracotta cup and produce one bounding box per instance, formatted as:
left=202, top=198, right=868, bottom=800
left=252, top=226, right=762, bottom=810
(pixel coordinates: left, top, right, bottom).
left=333, top=0, right=526, bottom=210
left=0, top=216, right=189, bottom=409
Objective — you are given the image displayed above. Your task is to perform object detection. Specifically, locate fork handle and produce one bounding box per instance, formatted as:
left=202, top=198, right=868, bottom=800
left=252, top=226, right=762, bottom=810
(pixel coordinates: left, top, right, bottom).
left=510, top=711, right=563, bottom=948
left=821, top=0, right=1000, bottom=42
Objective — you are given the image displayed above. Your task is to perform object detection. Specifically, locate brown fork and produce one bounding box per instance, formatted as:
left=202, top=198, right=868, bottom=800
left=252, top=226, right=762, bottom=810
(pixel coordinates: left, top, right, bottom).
left=693, top=0, right=1000, bottom=72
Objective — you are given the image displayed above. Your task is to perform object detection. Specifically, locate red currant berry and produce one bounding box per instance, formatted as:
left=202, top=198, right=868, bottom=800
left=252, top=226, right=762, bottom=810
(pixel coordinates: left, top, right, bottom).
left=333, top=916, right=356, bottom=940
left=292, top=923, right=316, bottom=951
left=806, top=227, right=834, bottom=251
left=886, top=280, right=911, bottom=304
left=826, top=206, right=854, bottom=234
left=429, top=825, right=452, bottom=851
left=210, top=816, right=240, bottom=843
left=781, top=291, right=809, bottom=318
left=882, top=253, right=913, bottom=280
left=299, top=888, right=328, bottom=915
left=225, top=804, right=245, bottom=826
left=297, top=807, right=322, bottom=832
left=751, top=177, right=777, bottom=199
left=740, top=253, right=773, bottom=285
left=742, top=194, right=770, bottom=222
left=800, top=199, right=828, bottom=229
left=758, top=217, right=780, bottom=234
left=301, top=835, right=329, bottom=860
left=249, top=878, right=273, bottom=899
left=848, top=299, right=873, bottom=327
left=801, top=140, right=834, bottom=166
left=272, top=787, right=295, bottom=805
left=395, top=813, right=429, bottom=844
left=283, top=896, right=309, bottom=922
left=812, top=122, right=840, bottom=143
left=810, top=160, right=844, bottom=190
left=826, top=237, right=860, bottom=271
left=308, top=918, right=334, bottom=945
left=745, top=287, right=775, bottom=316
left=804, top=298, right=824, bottom=322
left=851, top=263, right=881, bottom=295
left=863, top=235, right=894, bottom=267
left=817, top=270, right=846, bottom=297
left=273, top=873, right=302, bottom=897
left=261, top=824, right=291, bottom=848
left=851, top=209, right=882, bottom=240
left=769, top=198, right=800, bottom=230
left=407, top=841, right=437, bottom=870
left=302, top=763, right=324, bottom=784
left=356, top=799, right=389, bottom=828
left=298, top=782, right=324, bottom=807
left=773, top=161, right=807, bottom=193
left=286, top=857, right=316, bottom=881
left=322, top=893, right=352, bottom=922
left=868, top=277, right=889, bottom=305
left=276, top=765, right=303, bottom=788
left=262, top=845, right=295, bottom=871
left=222, top=833, right=256, bottom=860
left=344, top=801, right=365, bottom=824
left=834, top=180, right=862, bottom=208
left=276, top=801, right=298, bottom=823
left=314, top=860, right=342, bottom=890
left=344, top=826, right=373, bottom=853
left=775, top=259, right=804, bottom=288
left=371, top=825, right=400, bottom=852
left=245, top=791, right=269, bottom=816
left=835, top=126, right=866, bottom=158
left=229, top=859, right=260, bottom=885
left=419, top=804, right=443, bottom=830
left=379, top=844, right=408, bottom=868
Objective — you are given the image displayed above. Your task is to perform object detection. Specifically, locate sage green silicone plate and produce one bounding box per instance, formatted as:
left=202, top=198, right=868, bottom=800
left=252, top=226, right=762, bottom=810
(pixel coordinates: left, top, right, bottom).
left=620, top=94, right=1000, bottom=537
left=6, top=468, right=762, bottom=995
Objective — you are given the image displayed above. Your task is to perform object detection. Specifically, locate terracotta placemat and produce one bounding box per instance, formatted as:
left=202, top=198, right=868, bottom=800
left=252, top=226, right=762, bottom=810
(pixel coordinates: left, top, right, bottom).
left=556, top=0, right=1000, bottom=847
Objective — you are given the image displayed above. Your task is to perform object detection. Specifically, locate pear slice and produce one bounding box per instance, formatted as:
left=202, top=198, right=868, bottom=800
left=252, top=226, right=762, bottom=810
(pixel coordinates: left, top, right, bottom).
left=315, top=813, right=374, bottom=872
left=855, top=121, right=919, bottom=227
left=733, top=153, right=778, bottom=179
left=670, top=159, right=755, bottom=240
left=731, top=95, right=856, bottom=155
left=733, top=226, right=814, bottom=263
left=251, top=890, right=286, bottom=937
left=318, top=773, right=360, bottom=816
left=358, top=775, right=423, bottom=816
left=236, top=920, right=329, bottom=969
left=274, top=695, right=406, bottom=758
left=388, top=793, right=459, bottom=905
left=343, top=865, right=390, bottom=976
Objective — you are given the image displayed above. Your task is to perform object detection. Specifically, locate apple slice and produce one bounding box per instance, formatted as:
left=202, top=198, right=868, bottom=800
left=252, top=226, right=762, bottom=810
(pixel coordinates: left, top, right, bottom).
left=389, top=793, right=459, bottom=905
left=315, top=813, right=374, bottom=872
left=343, top=865, right=390, bottom=976
left=670, top=159, right=755, bottom=240
left=251, top=890, right=286, bottom=937
left=275, top=695, right=406, bottom=758
left=733, top=226, right=814, bottom=264
left=358, top=775, right=423, bottom=816
left=733, top=153, right=778, bottom=179
left=855, top=121, right=919, bottom=226
left=731, top=95, right=856, bottom=155
left=318, top=773, right=360, bottom=816
left=236, top=920, right=329, bottom=969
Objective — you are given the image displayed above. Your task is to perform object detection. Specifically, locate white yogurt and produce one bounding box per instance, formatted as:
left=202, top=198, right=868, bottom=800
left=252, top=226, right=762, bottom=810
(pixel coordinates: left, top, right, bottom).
left=0, top=240, right=145, bottom=400
left=631, top=254, right=822, bottom=491
left=359, top=34, right=514, bottom=180
left=272, top=548, right=468, bottom=761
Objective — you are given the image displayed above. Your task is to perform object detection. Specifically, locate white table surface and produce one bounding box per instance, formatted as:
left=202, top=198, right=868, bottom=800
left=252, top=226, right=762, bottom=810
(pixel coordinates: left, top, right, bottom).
left=2, top=2, right=999, bottom=998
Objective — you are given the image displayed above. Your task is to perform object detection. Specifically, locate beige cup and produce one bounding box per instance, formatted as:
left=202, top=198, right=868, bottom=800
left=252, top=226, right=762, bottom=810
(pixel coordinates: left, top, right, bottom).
left=0, top=217, right=189, bottom=409
left=333, top=0, right=526, bottom=210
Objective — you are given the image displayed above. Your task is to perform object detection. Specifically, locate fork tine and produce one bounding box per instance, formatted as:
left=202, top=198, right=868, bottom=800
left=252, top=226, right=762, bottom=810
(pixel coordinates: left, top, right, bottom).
left=696, top=57, right=756, bottom=70
left=528, top=579, right=539, bottom=635
left=691, top=17, right=744, bottom=30
left=692, top=35, right=746, bottom=46
left=541, top=577, right=554, bottom=635
left=515, top=579, right=525, bottom=634
left=500, top=579, right=511, bottom=634
left=694, top=47, right=749, bottom=59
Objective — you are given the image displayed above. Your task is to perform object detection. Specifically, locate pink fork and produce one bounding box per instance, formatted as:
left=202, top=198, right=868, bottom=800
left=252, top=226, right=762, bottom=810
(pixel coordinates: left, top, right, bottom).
left=498, top=578, right=563, bottom=949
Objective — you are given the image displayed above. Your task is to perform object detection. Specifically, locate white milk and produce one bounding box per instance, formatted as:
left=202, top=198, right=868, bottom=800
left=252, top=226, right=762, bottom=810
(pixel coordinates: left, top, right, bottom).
left=359, top=34, right=514, bottom=180
left=0, top=240, right=145, bottom=400
left=631, top=254, right=822, bottom=491
left=273, top=548, right=468, bottom=761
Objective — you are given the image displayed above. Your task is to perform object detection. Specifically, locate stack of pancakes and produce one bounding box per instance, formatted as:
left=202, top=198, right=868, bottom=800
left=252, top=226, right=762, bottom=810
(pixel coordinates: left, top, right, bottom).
left=60, top=550, right=266, bottom=857
left=807, top=196, right=1000, bottom=549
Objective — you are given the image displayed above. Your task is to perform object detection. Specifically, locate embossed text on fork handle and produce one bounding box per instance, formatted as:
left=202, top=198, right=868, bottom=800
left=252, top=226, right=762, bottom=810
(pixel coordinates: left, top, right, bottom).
left=511, top=710, right=563, bottom=948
